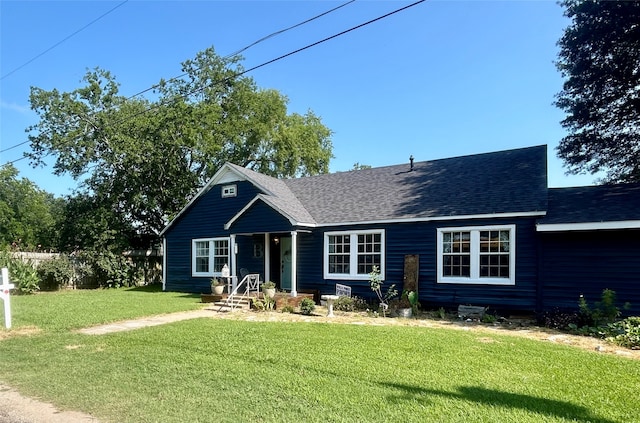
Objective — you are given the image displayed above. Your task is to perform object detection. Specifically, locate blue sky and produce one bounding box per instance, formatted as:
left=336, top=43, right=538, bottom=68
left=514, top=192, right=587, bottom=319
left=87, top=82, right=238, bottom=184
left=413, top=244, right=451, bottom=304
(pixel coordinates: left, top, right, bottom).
left=1, top=0, right=598, bottom=197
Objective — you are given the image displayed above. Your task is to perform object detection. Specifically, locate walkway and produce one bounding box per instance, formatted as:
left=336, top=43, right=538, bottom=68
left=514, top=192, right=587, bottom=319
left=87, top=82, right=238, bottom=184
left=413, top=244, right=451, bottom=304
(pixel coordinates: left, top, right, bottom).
left=77, top=309, right=214, bottom=335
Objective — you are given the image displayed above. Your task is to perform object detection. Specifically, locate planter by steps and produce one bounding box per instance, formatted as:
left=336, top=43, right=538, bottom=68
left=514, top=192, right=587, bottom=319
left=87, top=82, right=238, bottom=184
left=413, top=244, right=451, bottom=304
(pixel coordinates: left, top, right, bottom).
left=396, top=307, right=413, bottom=318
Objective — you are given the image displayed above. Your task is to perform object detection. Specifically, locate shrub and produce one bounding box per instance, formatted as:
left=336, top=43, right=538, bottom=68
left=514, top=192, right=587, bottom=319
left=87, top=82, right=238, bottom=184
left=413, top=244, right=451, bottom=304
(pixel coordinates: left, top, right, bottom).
left=75, top=251, right=137, bottom=288
left=37, top=255, right=74, bottom=291
left=334, top=296, right=355, bottom=312
left=606, top=317, right=640, bottom=349
left=252, top=296, right=275, bottom=311
left=280, top=305, right=295, bottom=313
left=299, top=298, right=315, bottom=315
left=539, top=308, right=583, bottom=330
left=0, top=250, right=39, bottom=294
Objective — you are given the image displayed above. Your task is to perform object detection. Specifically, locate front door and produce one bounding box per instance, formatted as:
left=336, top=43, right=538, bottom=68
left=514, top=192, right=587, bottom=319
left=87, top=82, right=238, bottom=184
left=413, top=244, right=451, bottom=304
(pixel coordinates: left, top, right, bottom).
left=280, top=237, right=292, bottom=290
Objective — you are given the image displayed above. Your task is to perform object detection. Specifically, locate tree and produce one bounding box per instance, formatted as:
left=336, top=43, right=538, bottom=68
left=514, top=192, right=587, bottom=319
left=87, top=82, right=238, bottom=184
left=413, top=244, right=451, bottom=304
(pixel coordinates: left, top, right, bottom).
left=26, top=48, right=333, bottom=243
left=555, top=0, right=640, bottom=183
left=0, top=164, right=63, bottom=250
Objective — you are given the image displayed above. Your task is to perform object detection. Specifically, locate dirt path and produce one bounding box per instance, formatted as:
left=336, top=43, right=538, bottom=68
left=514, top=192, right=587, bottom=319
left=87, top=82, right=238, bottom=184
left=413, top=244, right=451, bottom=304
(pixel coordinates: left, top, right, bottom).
left=0, top=383, right=99, bottom=423
left=1, top=307, right=638, bottom=423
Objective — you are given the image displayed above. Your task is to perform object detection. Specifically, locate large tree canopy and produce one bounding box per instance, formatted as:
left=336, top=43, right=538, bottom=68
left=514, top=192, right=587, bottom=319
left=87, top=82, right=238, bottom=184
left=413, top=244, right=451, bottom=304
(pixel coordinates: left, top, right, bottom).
left=555, top=0, right=640, bottom=183
left=27, top=48, right=333, bottom=243
left=0, top=164, right=64, bottom=250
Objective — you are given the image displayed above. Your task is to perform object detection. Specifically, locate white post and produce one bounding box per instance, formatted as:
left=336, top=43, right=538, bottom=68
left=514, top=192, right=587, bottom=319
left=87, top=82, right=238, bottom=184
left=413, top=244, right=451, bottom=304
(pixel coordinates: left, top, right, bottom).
left=264, top=233, right=270, bottom=283
left=290, top=231, right=298, bottom=297
left=1, top=268, right=15, bottom=329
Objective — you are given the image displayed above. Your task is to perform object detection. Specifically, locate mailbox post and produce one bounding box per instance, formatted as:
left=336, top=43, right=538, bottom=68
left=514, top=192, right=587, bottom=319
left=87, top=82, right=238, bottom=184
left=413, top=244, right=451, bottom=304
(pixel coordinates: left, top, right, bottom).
left=0, top=268, right=15, bottom=329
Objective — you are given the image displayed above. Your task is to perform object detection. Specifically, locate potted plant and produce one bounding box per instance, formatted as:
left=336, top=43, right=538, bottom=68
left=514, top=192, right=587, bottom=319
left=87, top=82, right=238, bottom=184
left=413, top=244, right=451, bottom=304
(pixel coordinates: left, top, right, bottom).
left=396, top=290, right=413, bottom=318
left=262, top=281, right=276, bottom=298
left=211, top=278, right=225, bottom=295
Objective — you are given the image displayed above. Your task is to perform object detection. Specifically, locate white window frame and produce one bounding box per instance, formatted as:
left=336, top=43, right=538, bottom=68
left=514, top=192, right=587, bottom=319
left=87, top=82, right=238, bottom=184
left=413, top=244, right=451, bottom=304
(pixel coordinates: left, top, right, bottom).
left=222, top=184, right=237, bottom=198
left=192, top=237, right=230, bottom=277
left=436, top=225, right=515, bottom=285
left=323, top=230, right=385, bottom=280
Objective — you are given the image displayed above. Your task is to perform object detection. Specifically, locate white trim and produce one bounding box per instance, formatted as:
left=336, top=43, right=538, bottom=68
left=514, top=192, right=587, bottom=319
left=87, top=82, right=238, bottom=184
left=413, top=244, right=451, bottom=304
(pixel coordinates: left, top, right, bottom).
left=191, top=237, right=231, bottom=277
left=323, top=229, right=385, bottom=280
left=226, top=208, right=544, bottom=231
left=537, top=220, right=640, bottom=232
left=315, top=211, right=544, bottom=228
left=291, top=231, right=298, bottom=297
left=436, top=224, right=516, bottom=286
left=162, top=163, right=283, bottom=236
left=221, top=184, right=237, bottom=198
left=224, top=194, right=314, bottom=230
left=264, top=233, right=271, bottom=283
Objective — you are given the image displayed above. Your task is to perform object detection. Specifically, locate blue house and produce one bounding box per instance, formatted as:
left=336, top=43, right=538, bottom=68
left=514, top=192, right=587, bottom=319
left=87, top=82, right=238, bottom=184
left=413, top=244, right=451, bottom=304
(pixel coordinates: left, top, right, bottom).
left=160, top=145, right=640, bottom=315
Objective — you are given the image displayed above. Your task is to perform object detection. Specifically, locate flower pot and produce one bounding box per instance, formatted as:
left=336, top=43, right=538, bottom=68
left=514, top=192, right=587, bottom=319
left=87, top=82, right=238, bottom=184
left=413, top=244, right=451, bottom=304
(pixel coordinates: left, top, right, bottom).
left=396, top=307, right=413, bottom=318
left=263, top=288, right=276, bottom=298
left=213, top=284, right=225, bottom=295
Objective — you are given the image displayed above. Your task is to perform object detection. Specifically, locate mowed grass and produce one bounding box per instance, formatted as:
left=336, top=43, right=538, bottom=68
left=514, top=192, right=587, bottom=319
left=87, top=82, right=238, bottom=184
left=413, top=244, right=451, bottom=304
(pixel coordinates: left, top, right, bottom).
left=0, top=288, right=639, bottom=423
left=9, top=285, right=202, bottom=331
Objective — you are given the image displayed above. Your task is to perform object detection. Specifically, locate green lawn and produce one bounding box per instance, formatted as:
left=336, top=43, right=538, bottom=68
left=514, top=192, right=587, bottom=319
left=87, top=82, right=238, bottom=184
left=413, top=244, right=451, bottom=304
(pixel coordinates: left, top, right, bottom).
left=1, top=288, right=639, bottom=423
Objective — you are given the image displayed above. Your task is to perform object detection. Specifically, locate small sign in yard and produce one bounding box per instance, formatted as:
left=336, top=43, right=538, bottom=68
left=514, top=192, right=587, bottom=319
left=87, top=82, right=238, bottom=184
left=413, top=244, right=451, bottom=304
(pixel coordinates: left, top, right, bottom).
left=0, top=268, right=15, bottom=329
left=335, top=283, right=351, bottom=297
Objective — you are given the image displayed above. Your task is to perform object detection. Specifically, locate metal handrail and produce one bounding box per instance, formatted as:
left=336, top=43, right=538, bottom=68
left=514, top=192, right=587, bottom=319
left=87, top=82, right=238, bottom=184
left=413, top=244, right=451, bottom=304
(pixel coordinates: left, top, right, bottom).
left=217, top=273, right=261, bottom=312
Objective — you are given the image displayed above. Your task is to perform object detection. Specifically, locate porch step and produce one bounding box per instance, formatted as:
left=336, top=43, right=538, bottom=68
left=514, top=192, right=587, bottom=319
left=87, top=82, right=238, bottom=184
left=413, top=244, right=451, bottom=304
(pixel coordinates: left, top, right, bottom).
left=209, top=297, right=253, bottom=312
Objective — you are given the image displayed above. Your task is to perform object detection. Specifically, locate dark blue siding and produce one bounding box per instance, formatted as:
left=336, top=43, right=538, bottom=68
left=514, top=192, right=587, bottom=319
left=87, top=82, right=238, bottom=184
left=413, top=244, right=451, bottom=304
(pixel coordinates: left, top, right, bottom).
left=164, top=181, right=263, bottom=293
left=236, top=234, right=266, bottom=280
left=296, top=217, right=540, bottom=313
left=229, top=200, right=294, bottom=234
left=539, top=229, right=640, bottom=316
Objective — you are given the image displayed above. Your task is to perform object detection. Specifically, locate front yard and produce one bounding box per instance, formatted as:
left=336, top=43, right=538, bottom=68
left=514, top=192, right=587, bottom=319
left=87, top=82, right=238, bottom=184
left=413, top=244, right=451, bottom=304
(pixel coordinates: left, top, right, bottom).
left=0, top=287, right=638, bottom=422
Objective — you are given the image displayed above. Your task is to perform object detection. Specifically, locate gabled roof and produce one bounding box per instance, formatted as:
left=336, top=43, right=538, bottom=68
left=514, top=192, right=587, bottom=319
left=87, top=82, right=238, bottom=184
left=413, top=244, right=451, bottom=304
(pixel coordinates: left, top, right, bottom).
left=537, top=183, right=640, bottom=231
left=160, top=162, right=315, bottom=236
left=283, top=145, right=548, bottom=225
left=162, top=145, right=549, bottom=235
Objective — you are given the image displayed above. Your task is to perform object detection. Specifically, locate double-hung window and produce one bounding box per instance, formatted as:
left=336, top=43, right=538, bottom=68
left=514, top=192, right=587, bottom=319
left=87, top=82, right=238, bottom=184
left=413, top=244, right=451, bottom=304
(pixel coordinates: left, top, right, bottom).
left=324, top=230, right=385, bottom=279
left=192, top=238, right=230, bottom=277
left=437, top=225, right=515, bottom=285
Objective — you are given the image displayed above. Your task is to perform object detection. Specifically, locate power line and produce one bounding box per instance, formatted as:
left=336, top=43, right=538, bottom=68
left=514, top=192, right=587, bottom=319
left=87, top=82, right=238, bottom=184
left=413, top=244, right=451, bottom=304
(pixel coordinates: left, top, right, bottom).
left=0, top=1, right=129, bottom=81
left=1, top=0, right=356, bottom=156
left=118, top=0, right=427, bottom=122
left=125, top=0, right=356, bottom=101
left=4, top=0, right=426, bottom=167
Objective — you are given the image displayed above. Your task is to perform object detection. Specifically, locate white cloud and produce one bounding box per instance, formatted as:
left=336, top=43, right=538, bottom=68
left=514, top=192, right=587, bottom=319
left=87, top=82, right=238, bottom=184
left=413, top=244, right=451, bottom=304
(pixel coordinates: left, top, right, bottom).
left=0, top=100, right=31, bottom=114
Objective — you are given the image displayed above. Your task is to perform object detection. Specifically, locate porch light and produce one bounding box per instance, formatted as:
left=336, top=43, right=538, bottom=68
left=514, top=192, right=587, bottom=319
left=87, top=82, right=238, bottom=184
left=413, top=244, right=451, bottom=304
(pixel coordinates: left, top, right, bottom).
left=274, top=236, right=279, bottom=245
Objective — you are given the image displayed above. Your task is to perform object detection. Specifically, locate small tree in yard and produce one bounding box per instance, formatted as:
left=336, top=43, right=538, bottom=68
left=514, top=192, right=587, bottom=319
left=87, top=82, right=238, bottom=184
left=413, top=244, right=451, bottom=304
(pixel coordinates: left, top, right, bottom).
left=369, top=266, right=397, bottom=317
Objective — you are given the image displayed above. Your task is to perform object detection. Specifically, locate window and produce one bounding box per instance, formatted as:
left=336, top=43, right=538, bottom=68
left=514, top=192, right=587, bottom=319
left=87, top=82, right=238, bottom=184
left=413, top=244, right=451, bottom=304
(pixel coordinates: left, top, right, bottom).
left=325, top=230, right=384, bottom=279
left=222, top=185, right=237, bottom=198
left=192, top=238, right=230, bottom=277
left=437, top=225, right=515, bottom=285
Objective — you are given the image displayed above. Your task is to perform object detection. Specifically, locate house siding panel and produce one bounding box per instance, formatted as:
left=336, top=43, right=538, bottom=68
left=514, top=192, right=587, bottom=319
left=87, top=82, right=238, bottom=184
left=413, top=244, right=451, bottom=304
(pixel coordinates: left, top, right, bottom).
left=296, top=217, right=539, bottom=313
left=164, top=181, right=263, bottom=292
left=539, top=229, right=640, bottom=316
left=228, top=200, right=295, bottom=234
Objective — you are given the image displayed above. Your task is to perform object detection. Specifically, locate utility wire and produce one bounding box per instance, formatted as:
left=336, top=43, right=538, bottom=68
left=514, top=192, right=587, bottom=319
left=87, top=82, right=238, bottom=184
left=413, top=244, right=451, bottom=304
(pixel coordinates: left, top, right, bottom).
left=0, top=1, right=129, bottom=81
left=120, top=0, right=426, bottom=122
left=125, top=0, right=356, bottom=101
left=4, top=0, right=426, bottom=166
left=1, top=0, right=356, bottom=155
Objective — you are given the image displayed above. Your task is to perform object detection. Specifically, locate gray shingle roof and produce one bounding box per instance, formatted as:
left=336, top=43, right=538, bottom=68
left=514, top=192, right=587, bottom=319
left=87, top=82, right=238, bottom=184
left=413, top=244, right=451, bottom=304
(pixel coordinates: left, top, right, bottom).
left=225, top=163, right=316, bottom=225
left=282, top=145, right=549, bottom=225
left=540, top=183, right=640, bottom=225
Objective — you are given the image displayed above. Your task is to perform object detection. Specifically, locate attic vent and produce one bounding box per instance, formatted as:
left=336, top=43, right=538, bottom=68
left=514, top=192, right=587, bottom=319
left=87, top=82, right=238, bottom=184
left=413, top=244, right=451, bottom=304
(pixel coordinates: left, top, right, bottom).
left=222, top=184, right=237, bottom=198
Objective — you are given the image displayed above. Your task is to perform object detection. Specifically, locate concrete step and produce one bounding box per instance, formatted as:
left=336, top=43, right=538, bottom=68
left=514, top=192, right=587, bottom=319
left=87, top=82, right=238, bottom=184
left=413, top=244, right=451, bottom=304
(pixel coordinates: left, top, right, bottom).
left=209, top=297, right=252, bottom=312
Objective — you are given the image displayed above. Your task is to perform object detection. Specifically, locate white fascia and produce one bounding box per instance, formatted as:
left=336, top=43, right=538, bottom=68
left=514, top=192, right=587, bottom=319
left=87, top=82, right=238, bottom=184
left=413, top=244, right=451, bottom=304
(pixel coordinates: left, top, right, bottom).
left=537, top=220, right=640, bottom=232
